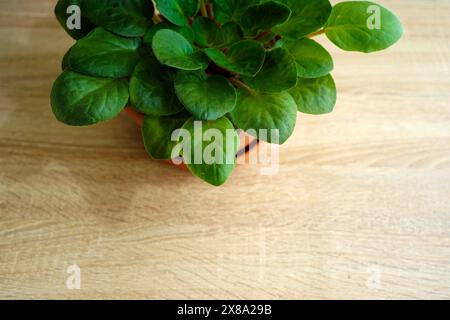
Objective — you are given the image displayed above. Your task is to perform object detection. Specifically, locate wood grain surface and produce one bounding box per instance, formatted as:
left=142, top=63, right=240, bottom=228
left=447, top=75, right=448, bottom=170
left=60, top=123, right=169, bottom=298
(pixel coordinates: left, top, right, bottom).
left=1, top=0, right=449, bottom=299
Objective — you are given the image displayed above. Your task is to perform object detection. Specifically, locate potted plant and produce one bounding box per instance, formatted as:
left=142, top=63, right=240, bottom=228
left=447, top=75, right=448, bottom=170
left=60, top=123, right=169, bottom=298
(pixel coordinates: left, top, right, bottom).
left=51, top=0, right=403, bottom=186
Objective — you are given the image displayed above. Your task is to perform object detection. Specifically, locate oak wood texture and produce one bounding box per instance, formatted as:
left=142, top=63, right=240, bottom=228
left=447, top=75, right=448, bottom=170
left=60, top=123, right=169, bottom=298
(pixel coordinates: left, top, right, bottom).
left=0, top=0, right=449, bottom=299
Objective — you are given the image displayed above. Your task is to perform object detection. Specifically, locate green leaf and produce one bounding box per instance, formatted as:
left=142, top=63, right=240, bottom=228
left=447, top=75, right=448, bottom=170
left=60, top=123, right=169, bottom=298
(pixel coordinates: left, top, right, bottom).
left=289, top=74, right=337, bottom=115
left=144, top=21, right=195, bottom=45
left=182, top=117, right=240, bottom=186
left=213, top=0, right=260, bottom=24
left=230, top=89, right=297, bottom=144
left=272, top=0, right=332, bottom=40
left=243, top=48, right=297, bottom=93
left=240, top=1, right=291, bottom=36
left=83, top=0, right=154, bottom=37
left=192, top=17, right=243, bottom=48
left=205, top=40, right=265, bottom=77
left=142, top=114, right=188, bottom=160
left=324, top=1, right=403, bottom=53
left=280, top=38, right=333, bottom=78
left=51, top=70, right=129, bottom=126
left=155, top=0, right=200, bottom=27
left=152, top=29, right=208, bottom=71
left=130, top=56, right=184, bottom=116
left=54, top=0, right=95, bottom=40
left=215, top=22, right=244, bottom=48
left=174, top=71, right=237, bottom=121
left=68, top=28, right=141, bottom=78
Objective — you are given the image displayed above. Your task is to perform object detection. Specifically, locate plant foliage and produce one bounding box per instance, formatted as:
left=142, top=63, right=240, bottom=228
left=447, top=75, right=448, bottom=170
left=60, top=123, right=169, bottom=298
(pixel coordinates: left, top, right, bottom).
left=52, top=0, right=403, bottom=186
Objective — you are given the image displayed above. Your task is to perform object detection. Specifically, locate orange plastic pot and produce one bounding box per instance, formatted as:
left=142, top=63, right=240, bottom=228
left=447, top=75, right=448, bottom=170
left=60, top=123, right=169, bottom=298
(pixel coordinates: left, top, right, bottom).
left=124, top=107, right=259, bottom=170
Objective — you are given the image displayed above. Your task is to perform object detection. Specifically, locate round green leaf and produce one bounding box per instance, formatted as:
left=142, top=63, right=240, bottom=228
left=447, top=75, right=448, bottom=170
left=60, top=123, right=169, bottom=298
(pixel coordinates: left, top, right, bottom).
left=83, top=0, right=154, bottom=37
left=144, top=21, right=195, bottom=45
left=240, top=1, right=291, bottom=36
left=325, top=1, right=403, bottom=53
left=230, top=89, right=297, bottom=144
left=174, top=71, right=237, bottom=121
left=182, top=117, right=240, bottom=186
left=152, top=29, right=208, bottom=71
left=54, top=0, right=95, bottom=40
left=130, top=56, right=184, bottom=116
left=272, top=0, right=332, bottom=40
left=155, top=0, right=200, bottom=27
left=51, top=70, right=129, bottom=126
left=243, top=48, right=297, bottom=93
left=68, top=28, right=141, bottom=78
left=205, top=40, right=265, bottom=77
left=289, top=74, right=337, bottom=115
left=142, top=114, right=188, bottom=160
left=213, top=0, right=260, bottom=24
left=280, top=38, right=333, bottom=78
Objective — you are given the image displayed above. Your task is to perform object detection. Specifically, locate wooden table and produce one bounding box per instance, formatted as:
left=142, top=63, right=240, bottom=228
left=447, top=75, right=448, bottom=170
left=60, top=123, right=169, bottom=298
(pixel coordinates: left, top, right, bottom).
left=1, top=0, right=449, bottom=299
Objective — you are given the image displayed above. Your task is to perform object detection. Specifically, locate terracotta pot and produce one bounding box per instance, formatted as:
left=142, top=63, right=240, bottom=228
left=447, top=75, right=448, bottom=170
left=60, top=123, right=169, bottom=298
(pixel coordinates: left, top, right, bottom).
left=123, top=107, right=259, bottom=170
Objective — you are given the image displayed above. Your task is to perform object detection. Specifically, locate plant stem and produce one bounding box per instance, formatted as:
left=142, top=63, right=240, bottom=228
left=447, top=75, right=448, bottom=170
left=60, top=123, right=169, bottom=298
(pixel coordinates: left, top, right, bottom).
left=153, top=14, right=163, bottom=24
left=207, top=61, right=234, bottom=77
left=229, top=77, right=253, bottom=92
left=206, top=3, right=215, bottom=21
left=306, top=29, right=326, bottom=38
left=200, top=0, right=208, bottom=17
left=254, top=31, right=270, bottom=41
left=263, top=34, right=281, bottom=49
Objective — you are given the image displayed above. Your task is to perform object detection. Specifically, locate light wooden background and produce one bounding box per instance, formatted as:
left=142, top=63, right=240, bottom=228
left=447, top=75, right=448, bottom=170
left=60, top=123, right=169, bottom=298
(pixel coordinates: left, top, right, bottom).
left=1, top=0, right=449, bottom=300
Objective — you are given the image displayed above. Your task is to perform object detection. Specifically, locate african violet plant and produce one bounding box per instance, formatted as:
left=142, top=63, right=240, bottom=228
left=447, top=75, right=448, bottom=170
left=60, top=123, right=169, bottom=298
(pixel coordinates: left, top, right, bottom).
left=52, top=0, right=403, bottom=186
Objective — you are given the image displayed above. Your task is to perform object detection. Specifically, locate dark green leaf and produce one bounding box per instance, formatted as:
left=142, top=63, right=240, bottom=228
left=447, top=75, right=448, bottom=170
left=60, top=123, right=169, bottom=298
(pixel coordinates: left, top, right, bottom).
left=243, top=48, right=297, bottom=92
left=324, top=1, right=403, bottom=53
left=182, top=117, right=240, bottom=186
left=289, top=74, right=337, bottom=115
left=174, top=71, right=237, bottom=120
left=192, top=17, right=217, bottom=47
left=51, top=70, right=129, bottom=126
left=130, top=56, right=184, bottom=116
left=205, top=40, right=265, bottom=77
left=68, top=28, right=141, bottom=78
left=155, top=0, right=200, bottom=26
left=215, top=22, right=244, bottom=48
left=230, top=89, right=297, bottom=144
left=152, top=29, right=209, bottom=71
left=240, top=1, right=291, bottom=36
left=55, top=0, right=95, bottom=40
left=83, top=0, right=154, bottom=37
left=280, top=38, right=333, bottom=78
left=192, top=17, right=243, bottom=48
left=142, top=115, right=188, bottom=160
left=213, top=0, right=260, bottom=24
left=273, top=0, right=332, bottom=40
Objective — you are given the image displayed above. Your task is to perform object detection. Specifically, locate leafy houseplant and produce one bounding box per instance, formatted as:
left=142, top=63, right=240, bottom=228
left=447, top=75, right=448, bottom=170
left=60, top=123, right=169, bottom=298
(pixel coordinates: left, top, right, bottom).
left=52, top=0, right=403, bottom=186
